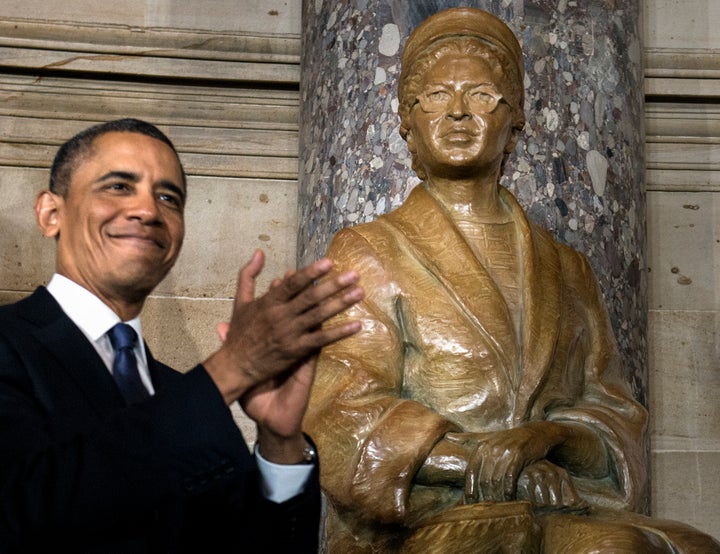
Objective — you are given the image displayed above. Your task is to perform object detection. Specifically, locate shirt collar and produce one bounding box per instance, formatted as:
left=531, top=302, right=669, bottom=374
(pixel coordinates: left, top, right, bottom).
left=46, top=273, right=143, bottom=343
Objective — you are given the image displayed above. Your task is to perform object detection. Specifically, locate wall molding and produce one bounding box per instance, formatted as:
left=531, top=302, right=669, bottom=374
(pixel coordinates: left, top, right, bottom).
left=645, top=101, right=720, bottom=192
left=0, top=74, right=299, bottom=179
left=0, top=17, right=300, bottom=84
left=645, top=47, right=720, bottom=97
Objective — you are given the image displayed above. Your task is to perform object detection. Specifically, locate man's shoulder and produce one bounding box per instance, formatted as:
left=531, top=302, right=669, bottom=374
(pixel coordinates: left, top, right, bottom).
left=0, top=287, right=64, bottom=340
left=0, top=287, right=54, bottom=318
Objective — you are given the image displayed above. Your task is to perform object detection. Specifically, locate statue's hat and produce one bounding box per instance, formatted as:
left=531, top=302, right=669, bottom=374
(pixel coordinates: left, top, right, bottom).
left=400, top=7, right=524, bottom=97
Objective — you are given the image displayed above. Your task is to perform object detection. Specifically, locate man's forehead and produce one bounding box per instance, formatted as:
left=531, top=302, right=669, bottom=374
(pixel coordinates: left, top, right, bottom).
left=91, top=130, right=169, bottom=151
left=81, top=132, right=185, bottom=187
left=90, top=132, right=180, bottom=164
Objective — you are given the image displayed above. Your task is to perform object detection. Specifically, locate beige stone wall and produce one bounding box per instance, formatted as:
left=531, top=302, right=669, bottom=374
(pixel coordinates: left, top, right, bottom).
left=0, top=0, right=717, bottom=543
left=645, top=0, right=720, bottom=539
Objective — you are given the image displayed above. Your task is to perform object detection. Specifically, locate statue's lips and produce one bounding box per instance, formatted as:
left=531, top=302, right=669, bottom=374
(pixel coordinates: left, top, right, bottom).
left=441, top=128, right=479, bottom=143
left=440, top=125, right=479, bottom=140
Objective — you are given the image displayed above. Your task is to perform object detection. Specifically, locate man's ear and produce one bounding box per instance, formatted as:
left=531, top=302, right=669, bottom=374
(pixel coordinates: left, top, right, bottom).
left=34, top=190, right=62, bottom=238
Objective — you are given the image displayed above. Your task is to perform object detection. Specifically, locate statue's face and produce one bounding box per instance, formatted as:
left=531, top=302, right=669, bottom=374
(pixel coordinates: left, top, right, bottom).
left=406, top=52, right=515, bottom=180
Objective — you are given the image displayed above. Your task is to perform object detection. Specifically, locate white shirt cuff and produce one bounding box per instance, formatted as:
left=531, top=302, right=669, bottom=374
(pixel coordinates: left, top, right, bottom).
left=255, top=445, right=314, bottom=503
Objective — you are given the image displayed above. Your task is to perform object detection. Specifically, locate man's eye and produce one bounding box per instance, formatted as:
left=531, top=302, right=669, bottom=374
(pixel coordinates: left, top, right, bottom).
left=159, top=193, right=182, bottom=207
left=108, top=182, right=130, bottom=191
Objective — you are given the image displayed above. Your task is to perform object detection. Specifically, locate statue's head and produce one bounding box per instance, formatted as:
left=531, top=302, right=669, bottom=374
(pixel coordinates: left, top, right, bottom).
left=398, top=8, right=526, bottom=180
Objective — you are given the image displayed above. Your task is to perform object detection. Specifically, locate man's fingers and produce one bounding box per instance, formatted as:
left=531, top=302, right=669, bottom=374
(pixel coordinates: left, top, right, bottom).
left=305, top=319, right=362, bottom=349
left=260, top=259, right=359, bottom=317
left=216, top=322, right=230, bottom=342
left=294, top=283, right=364, bottom=330
left=283, top=269, right=361, bottom=319
left=269, top=258, right=334, bottom=301
left=313, top=269, right=361, bottom=299
left=237, top=249, right=265, bottom=303
left=268, top=297, right=364, bottom=358
left=221, top=257, right=363, bottom=385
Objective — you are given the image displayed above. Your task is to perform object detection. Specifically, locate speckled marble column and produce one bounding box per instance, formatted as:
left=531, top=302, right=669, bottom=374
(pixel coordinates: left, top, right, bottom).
left=298, top=0, right=646, bottom=409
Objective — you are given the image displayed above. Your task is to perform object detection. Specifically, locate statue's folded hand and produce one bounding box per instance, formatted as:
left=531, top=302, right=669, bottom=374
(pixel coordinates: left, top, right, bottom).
left=463, top=422, right=563, bottom=503
left=517, top=459, right=587, bottom=512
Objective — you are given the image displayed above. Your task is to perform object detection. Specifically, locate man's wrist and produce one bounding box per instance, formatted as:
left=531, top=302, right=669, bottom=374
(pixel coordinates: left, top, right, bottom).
left=256, top=432, right=316, bottom=465
left=299, top=440, right=317, bottom=464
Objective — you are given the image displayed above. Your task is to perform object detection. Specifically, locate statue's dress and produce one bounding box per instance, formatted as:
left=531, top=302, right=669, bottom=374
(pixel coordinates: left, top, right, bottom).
left=305, top=184, right=720, bottom=553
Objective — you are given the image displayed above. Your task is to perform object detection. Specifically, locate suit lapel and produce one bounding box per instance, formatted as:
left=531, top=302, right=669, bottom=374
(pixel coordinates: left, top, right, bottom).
left=17, top=288, right=126, bottom=415
left=145, top=346, right=177, bottom=392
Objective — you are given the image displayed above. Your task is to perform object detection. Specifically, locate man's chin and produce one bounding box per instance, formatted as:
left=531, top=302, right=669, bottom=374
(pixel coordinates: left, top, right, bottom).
left=113, top=264, right=171, bottom=296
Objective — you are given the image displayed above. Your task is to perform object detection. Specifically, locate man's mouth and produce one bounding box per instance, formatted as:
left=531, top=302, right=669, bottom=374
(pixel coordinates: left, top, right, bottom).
left=109, top=232, right=165, bottom=250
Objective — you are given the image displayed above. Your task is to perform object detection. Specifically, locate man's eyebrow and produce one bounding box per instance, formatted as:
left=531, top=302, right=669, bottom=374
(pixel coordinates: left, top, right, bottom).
left=96, top=171, right=185, bottom=202
left=97, top=170, right=138, bottom=183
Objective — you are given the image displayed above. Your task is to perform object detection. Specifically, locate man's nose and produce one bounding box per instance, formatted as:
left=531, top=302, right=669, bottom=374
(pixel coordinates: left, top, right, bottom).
left=126, top=186, right=161, bottom=222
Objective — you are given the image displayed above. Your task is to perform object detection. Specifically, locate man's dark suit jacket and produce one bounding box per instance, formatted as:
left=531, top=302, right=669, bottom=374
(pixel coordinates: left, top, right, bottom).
left=0, top=287, right=320, bottom=553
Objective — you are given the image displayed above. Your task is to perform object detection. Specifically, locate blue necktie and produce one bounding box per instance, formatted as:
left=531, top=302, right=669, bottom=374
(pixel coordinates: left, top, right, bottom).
left=108, top=323, right=149, bottom=404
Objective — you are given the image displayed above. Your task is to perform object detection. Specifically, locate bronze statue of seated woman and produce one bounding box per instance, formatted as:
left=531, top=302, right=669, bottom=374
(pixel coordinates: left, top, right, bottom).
left=304, top=7, right=720, bottom=553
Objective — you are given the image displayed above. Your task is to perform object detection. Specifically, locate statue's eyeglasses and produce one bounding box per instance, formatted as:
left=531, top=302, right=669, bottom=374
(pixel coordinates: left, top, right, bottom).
left=415, top=85, right=504, bottom=114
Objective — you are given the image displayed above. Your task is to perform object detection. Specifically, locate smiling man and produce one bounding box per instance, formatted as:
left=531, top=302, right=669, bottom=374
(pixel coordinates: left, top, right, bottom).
left=0, top=118, right=364, bottom=552
left=36, top=127, right=187, bottom=318
left=303, top=8, right=720, bottom=553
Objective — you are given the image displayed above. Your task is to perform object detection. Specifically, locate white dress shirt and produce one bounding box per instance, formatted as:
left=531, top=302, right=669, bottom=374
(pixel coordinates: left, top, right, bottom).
left=47, top=273, right=154, bottom=393
left=46, top=273, right=311, bottom=502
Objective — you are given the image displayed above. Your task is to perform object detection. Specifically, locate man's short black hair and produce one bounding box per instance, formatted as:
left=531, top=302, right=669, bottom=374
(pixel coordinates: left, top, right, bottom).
left=49, top=118, right=186, bottom=196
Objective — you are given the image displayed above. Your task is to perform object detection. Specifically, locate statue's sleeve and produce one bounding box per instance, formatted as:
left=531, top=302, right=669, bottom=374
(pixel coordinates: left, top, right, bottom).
left=304, top=227, right=459, bottom=523
left=547, top=246, right=648, bottom=512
